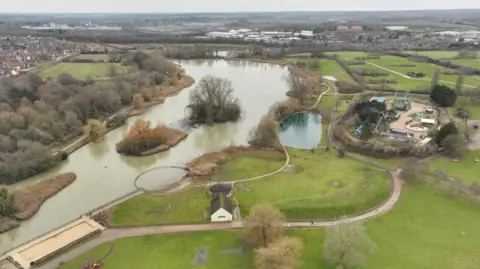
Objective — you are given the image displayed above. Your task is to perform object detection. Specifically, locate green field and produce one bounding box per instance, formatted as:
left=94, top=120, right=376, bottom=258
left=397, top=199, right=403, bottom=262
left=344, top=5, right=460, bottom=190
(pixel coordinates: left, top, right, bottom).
left=324, top=51, right=369, bottom=60
left=61, top=183, right=480, bottom=269
left=38, top=62, right=127, bottom=80
left=316, top=60, right=354, bottom=82
left=59, top=231, right=254, bottom=269
left=110, top=187, right=210, bottom=226
left=211, top=156, right=285, bottom=182
left=235, top=149, right=391, bottom=220
left=450, top=59, right=480, bottom=69
left=405, top=50, right=460, bottom=59
left=428, top=150, right=480, bottom=185
left=73, top=54, right=111, bottom=61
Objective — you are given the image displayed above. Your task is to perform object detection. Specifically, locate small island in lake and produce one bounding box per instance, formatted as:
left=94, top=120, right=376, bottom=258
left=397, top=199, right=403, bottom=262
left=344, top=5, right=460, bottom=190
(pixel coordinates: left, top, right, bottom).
left=116, top=119, right=187, bottom=156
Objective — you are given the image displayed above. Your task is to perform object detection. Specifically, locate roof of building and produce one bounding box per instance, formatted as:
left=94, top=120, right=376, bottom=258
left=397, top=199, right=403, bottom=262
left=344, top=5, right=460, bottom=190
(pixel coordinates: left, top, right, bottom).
left=210, top=194, right=234, bottom=215
left=421, top=118, right=436, bottom=124
left=209, top=183, right=232, bottom=194
left=390, top=128, right=408, bottom=135
left=369, top=97, right=386, bottom=103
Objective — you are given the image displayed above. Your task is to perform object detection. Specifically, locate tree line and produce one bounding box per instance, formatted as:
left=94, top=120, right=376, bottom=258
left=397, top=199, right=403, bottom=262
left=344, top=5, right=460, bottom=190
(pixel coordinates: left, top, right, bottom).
left=0, top=51, right=177, bottom=184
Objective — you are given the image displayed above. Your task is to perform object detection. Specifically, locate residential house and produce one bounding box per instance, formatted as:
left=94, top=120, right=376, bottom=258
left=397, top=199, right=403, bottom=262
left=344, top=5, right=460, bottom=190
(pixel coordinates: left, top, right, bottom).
left=210, top=194, right=234, bottom=222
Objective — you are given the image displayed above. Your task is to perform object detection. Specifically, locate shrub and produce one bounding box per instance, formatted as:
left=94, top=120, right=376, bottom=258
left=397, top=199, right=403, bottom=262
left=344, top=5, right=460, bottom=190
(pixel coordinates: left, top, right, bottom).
left=248, top=115, right=278, bottom=148
left=435, top=122, right=458, bottom=146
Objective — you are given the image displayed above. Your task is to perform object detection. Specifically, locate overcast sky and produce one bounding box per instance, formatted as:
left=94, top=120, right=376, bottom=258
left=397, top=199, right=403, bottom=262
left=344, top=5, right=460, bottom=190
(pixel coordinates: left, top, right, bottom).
left=3, top=0, right=480, bottom=13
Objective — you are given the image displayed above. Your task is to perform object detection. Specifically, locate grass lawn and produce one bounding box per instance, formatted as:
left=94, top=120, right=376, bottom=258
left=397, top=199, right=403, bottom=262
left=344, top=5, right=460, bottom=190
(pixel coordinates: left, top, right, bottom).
left=73, top=54, right=110, bottom=61
left=405, top=50, right=459, bottom=59
left=236, top=149, right=391, bottom=220
left=428, top=150, right=480, bottom=185
left=109, top=187, right=210, bottom=226
left=211, top=156, right=285, bottom=182
left=38, top=62, right=127, bottom=80
left=62, top=184, right=480, bottom=269
left=314, top=60, right=354, bottom=82
left=365, top=55, right=480, bottom=90
left=447, top=104, right=480, bottom=120
left=58, top=231, right=253, bottom=269
left=324, top=51, right=369, bottom=60
left=290, top=184, right=480, bottom=269
left=450, top=59, right=480, bottom=70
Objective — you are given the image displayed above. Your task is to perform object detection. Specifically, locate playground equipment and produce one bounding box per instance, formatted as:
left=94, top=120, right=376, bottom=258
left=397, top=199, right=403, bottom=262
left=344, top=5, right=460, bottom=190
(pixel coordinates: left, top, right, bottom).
left=392, top=91, right=411, bottom=111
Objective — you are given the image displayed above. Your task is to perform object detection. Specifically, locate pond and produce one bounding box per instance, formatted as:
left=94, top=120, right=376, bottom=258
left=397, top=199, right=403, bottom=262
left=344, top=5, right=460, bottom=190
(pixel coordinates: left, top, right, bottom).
left=0, top=59, right=289, bottom=253
left=277, top=113, right=323, bottom=150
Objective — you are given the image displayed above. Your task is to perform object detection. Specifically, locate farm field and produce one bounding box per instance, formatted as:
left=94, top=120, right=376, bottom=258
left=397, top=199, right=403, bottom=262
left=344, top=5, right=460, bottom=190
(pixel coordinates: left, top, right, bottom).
left=428, top=150, right=480, bottom=185
left=316, top=59, right=354, bottom=82
left=60, top=184, right=480, bottom=269
left=235, top=148, right=391, bottom=220
left=37, top=62, right=127, bottom=80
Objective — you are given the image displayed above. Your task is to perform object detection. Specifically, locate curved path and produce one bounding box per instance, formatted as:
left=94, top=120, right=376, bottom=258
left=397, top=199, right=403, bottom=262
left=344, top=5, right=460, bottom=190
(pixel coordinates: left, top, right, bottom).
left=36, top=83, right=405, bottom=269
left=37, top=170, right=402, bottom=269
left=366, top=62, right=477, bottom=89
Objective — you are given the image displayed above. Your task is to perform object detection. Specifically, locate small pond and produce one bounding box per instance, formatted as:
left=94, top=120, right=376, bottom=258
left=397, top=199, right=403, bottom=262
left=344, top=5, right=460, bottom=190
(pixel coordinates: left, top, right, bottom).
left=277, top=113, right=322, bottom=149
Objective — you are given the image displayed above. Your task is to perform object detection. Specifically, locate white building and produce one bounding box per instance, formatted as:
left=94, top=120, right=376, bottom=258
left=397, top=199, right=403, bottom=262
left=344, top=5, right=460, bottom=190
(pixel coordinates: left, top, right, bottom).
left=385, top=26, right=409, bottom=31
left=210, top=194, right=234, bottom=222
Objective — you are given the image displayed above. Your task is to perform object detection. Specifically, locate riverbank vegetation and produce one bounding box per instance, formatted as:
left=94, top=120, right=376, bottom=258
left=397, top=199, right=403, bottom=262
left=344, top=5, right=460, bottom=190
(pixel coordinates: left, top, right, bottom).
left=116, top=119, right=187, bottom=156
left=185, top=76, right=242, bottom=124
left=0, top=50, right=189, bottom=184
left=0, top=172, right=76, bottom=233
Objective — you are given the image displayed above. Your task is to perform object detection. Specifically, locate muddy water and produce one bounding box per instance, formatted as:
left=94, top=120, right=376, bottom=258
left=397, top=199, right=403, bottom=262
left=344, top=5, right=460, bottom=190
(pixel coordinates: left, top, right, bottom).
left=0, top=60, right=289, bottom=253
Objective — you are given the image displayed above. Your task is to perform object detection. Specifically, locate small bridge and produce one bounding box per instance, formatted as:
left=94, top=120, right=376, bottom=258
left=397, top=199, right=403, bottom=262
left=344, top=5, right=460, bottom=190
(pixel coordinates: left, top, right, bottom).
left=134, top=165, right=189, bottom=192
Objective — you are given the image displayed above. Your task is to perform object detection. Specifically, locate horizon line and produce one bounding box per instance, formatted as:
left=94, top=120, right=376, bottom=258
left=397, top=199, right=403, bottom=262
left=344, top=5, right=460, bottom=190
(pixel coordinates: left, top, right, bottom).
left=1, top=8, right=480, bottom=15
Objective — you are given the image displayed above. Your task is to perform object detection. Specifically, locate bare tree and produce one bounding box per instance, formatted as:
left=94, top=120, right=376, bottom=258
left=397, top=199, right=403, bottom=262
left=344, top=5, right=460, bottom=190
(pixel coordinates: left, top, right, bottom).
left=255, top=237, right=304, bottom=269
left=243, top=204, right=286, bottom=247
left=285, top=71, right=313, bottom=105
left=248, top=115, right=278, bottom=148
left=455, top=74, right=464, bottom=96
left=185, top=76, right=241, bottom=124
left=107, top=64, right=118, bottom=77
left=323, top=221, right=376, bottom=269
left=83, top=119, right=107, bottom=141
left=133, top=93, right=145, bottom=109
left=400, top=160, right=429, bottom=183
left=430, top=69, right=440, bottom=92
left=442, top=134, right=467, bottom=158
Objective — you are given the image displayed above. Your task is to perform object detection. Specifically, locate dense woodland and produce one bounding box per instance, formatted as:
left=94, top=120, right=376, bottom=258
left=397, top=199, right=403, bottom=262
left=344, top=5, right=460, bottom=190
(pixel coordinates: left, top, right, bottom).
left=0, top=51, right=176, bottom=184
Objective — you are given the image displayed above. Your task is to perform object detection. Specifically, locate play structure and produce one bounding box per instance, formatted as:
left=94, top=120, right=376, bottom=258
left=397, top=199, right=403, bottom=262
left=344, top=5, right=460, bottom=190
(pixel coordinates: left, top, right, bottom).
left=392, top=91, right=411, bottom=111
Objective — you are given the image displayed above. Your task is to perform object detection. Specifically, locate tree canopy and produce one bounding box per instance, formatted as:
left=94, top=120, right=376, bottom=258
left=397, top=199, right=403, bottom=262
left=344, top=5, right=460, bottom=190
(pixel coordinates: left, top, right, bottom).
left=430, top=85, right=457, bottom=107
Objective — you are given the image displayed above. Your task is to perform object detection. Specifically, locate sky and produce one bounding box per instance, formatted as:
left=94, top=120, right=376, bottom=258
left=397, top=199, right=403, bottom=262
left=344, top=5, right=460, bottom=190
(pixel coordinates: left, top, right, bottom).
left=3, top=0, right=480, bottom=13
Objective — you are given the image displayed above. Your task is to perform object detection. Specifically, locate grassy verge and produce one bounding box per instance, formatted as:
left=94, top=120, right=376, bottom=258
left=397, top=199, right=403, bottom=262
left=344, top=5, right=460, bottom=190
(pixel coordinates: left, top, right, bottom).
left=58, top=231, right=253, bottom=269
left=236, top=148, right=391, bottom=220
left=428, top=150, right=480, bottom=184
left=211, top=156, right=285, bottom=182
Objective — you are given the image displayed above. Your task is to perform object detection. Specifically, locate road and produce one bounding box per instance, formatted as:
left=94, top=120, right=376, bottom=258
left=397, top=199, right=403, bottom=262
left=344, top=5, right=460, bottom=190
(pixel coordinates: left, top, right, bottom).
left=366, top=62, right=477, bottom=89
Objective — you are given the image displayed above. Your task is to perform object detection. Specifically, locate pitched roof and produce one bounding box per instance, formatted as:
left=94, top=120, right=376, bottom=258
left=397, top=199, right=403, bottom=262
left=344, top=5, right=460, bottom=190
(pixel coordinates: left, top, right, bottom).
left=209, top=183, right=232, bottom=194
left=210, top=194, right=234, bottom=215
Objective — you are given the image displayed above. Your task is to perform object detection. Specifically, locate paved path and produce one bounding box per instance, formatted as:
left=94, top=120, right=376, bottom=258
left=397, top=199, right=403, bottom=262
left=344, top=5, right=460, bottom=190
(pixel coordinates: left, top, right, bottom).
left=366, top=62, right=477, bottom=89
